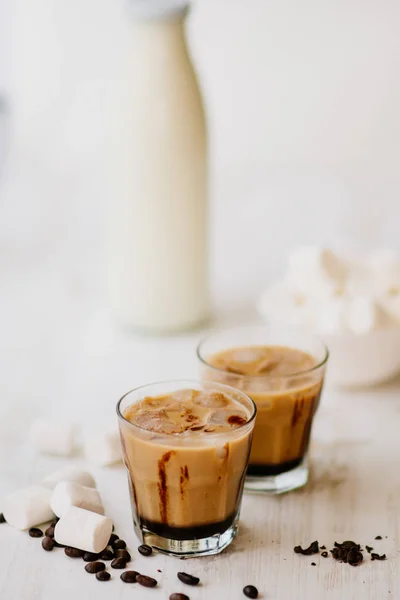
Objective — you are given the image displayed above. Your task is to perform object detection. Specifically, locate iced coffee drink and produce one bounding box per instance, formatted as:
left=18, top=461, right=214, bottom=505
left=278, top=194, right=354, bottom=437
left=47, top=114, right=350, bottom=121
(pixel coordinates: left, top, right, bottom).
left=197, top=328, right=328, bottom=493
left=117, top=380, right=256, bottom=556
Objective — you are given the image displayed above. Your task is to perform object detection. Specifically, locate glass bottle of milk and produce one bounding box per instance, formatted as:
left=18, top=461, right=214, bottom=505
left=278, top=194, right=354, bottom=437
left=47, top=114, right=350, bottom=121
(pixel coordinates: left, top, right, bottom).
left=106, top=0, right=208, bottom=333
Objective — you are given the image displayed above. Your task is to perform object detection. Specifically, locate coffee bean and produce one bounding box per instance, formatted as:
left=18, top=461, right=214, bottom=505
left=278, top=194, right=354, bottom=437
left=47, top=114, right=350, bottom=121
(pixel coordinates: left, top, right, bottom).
left=45, top=526, right=55, bottom=538
left=243, top=585, right=258, bottom=599
left=65, top=547, right=84, bottom=558
left=120, top=570, right=140, bottom=583
left=115, top=549, right=131, bottom=562
left=42, top=537, right=54, bottom=551
left=50, top=519, right=59, bottom=527
left=293, top=541, right=319, bottom=555
left=137, top=575, right=157, bottom=588
left=138, top=544, right=152, bottom=557
left=0, top=513, right=6, bottom=523
left=113, top=539, right=126, bottom=550
left=170, top=594, right=189, bottom=600
left=347, top=550, right=363, bottom=567
left=85, top=561, right=106, bottom=574
left=111, top=557, right=127, bottom=569
left=100, top=549, right=114, bottom=561
left=375, top=535, right=382, bottom=540
left=29, top=527, right=43, bottom=538
left=321, top=552, right=328, bottom=558
left=109, top=533, right=119, bottom=545
left=83, top=552, right=100, bottom=562
left=96, top=571, right=111, bottom=581
left=177, top=572, right=200, bottom=586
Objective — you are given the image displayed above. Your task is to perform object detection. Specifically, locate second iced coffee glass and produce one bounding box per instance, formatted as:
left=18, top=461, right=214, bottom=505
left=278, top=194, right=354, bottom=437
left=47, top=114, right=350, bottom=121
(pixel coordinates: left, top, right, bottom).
left=197, top=327, right=329, bottom=494
left=117, top=380, right=256, bottom=557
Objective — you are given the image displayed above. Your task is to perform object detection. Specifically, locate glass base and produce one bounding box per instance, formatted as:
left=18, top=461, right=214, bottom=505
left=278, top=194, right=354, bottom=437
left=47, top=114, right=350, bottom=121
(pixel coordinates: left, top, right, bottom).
left=244, top=456, right=308, bottom=494
left=136, top=518, right=239, bottom=557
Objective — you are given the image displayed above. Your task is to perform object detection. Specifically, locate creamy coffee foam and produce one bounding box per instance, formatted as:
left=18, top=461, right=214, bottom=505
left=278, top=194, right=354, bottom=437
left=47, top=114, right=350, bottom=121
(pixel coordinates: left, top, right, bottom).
left=119, top=387, right=253, bottom=536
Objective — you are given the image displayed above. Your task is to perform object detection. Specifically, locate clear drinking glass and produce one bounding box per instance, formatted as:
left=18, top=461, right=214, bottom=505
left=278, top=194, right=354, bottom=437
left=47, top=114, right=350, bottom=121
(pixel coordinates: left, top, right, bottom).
left=117, top=380, right=256, bottom=557
left=197, top=326, right=329, bottom=494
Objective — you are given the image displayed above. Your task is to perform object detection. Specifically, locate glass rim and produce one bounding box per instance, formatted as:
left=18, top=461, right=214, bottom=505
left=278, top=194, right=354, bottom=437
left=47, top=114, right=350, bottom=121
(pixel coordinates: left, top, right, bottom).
left=116, top=378, right=257, bottom=437
left=196, top=326, right=329, bottom=380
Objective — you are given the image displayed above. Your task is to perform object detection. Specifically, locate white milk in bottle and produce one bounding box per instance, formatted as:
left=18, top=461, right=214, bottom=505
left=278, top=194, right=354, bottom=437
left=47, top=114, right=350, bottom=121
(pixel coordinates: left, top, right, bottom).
left=105, top=0, right=208, bottom=333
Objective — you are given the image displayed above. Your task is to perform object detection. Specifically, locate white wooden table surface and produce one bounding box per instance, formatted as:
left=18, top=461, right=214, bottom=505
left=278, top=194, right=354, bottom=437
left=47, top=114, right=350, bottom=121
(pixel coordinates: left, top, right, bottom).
left=1, top=305, right=399, bottom=600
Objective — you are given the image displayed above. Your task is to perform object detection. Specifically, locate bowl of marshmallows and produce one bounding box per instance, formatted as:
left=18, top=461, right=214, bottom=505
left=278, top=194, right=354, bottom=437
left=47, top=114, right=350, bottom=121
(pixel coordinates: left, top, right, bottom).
left=258, top=247, right=400, bottom=388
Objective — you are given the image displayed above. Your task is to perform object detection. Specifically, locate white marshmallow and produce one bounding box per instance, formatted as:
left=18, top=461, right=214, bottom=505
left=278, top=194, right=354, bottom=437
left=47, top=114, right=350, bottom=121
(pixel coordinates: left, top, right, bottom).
left=29, top=418, right=78, bottom=457
left=50, top=481, right=104, bottom=518
left=83, top=430, right=122, bottom=466
left=257, top=281, right=316, bottom=329
left=285, top=246, right=347, bottom=299
left=42, top=466, right=96, bottom=490
left=54, top=506, right=113, bottom=553
left=315, top=297, right=348, bottom=335
left=3, top=485, right=54, bottom=530
left=346, top=296, right=394, bottom=335
left=368, top=248, right=400, bottom=295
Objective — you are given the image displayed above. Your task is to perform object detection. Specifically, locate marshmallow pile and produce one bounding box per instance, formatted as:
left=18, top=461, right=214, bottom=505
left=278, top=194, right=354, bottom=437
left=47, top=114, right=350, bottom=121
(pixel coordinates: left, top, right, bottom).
left=2, top=466, right=113, bottom=552
left=258, top=246, right=400, bottom=336
left=28, top=418, right=122, bottom=465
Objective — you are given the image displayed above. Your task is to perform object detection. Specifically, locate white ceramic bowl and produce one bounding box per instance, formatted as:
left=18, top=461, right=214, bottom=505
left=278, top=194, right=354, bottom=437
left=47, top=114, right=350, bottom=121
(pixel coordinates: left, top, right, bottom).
left=322, top=326, right=400, bottom=388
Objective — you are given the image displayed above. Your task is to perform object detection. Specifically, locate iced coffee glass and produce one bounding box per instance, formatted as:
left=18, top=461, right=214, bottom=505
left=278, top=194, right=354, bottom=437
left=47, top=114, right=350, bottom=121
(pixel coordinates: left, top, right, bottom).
left=117, top=380, right=256, bottom=557
left=197, top=327, right=328, bottom=494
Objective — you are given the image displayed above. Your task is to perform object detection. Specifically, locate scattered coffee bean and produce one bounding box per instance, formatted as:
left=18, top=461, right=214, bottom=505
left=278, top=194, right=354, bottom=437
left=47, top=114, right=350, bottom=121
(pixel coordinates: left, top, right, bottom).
left=85, top=561, right=106, bottom=574
left=138, top=544, right=153, bottom=557
left=65, top=547, right=84, bottom=558
left=311, top=562, right=316, bottom=566
left=0, top=513, right=6, bottom=524
left=321, top=552, right=328, bottom=558
left=109, top=533, right=119, bottom=545
left=42, top=537, right=54, bottom=551
left=116, top=549, right=131, bottom=562
left=83, top=552, right=100, bottom=562
left=96, top=571, right=111, bottom=581
left=111, top=557, right=127, bottom=569
left=293, top=541, right=319, bottom=555
left=137, top=575, right=157, bottom=588
left=100, top=549, right=114, bottom=561
left=113, top=539, right=126, bottom=550
left=177, top=572, right=200, bottom=586
left=243, top=585, right=258, bottom=599
left=371, top=553, right=386, bottom=561
left=120, top=570, right=140, bottom=583
left=170, top=594, right=189, bottom=600
left=375, top=535, right=382, bottom=540
left=347, top=549, right=363, bottom=567
left=366, top=545, right=373, bottom=553
left=45, top=526, right=55, bottom=538
left=29, top=527, right=43, bottom=538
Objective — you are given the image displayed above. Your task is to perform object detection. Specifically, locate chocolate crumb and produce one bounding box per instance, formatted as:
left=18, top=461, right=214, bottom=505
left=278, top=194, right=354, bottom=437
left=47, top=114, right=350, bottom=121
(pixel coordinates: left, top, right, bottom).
left=0, top=513, right=5, bottom=524
left=311, top=562, right=316, bottom=566
left=294, top=541, right=319, bottom=555
left=321, top=551, right=328, bottom=558
left=366, top=545, right=373, bottom=553
left=371, top=553, right=386, bottom=561
left=375, top=535, right=382, bottom=540
left=320, top=545, right=326, bottom=550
